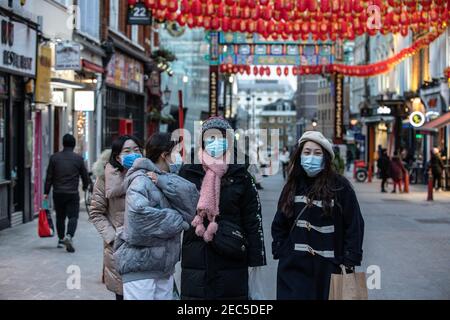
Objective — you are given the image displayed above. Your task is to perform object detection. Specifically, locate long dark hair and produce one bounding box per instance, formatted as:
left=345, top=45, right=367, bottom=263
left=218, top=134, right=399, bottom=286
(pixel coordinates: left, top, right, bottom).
left=145, top=133, right=181, bottom=163
left=109, top=135, right=143, bottom=172
left=278, top=141, right=339, bottom=218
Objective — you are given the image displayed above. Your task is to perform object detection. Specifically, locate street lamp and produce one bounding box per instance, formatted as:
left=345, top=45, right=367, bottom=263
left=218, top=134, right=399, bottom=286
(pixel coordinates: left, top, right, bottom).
left=182, top=75, right=189, bottom=83
left=312, top=119, right=318, bottom=129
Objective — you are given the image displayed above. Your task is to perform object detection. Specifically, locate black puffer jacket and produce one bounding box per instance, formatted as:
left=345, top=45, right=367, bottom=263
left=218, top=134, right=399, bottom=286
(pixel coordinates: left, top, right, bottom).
left=179, top=164, right=267, bottom=300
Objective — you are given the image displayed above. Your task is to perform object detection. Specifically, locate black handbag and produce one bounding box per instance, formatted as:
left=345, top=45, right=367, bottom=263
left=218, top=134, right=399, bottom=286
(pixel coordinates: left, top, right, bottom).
left=211, top=219, right=249, bottom=260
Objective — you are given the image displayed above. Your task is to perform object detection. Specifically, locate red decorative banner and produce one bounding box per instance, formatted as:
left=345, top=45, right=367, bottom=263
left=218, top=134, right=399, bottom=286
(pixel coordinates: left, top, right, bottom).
left=217, top=28, right=443, bottom=78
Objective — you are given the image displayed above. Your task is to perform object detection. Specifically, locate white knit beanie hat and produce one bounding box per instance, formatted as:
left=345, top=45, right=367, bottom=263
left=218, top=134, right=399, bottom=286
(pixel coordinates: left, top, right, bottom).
left=298, top=131, right=335, bottom=160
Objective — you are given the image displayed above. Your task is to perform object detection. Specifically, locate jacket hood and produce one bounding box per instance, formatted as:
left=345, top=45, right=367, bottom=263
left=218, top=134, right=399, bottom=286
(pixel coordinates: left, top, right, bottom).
left=92, top=149, right=112, bottom=178
left=125, top=157, right=162, bottom=188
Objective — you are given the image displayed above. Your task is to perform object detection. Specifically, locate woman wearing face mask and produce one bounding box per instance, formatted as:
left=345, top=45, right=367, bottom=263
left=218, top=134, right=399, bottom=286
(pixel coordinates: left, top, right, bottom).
left=272, top=131, right=365, bottom=300
left=179, top=116, right=267, bottom=300
left=89, top=135, right=143, bottom=300
left=113, top=133, right=199, bottom=300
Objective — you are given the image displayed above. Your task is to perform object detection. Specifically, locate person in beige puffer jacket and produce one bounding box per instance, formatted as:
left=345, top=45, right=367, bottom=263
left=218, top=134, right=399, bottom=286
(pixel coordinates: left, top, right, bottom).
left=88, top=135, right=143, bottom=300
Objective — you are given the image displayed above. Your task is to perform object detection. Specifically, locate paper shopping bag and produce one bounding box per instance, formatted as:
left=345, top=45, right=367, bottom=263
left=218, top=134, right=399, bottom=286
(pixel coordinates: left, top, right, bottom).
left=329, top=265, right=368, bottom=300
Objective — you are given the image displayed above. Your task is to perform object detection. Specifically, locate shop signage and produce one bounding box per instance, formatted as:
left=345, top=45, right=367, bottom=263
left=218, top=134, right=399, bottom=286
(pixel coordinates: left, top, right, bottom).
left=377, top=106, right=391, bottom=115
left=55, top=42, right=81, bottom=71
left=128, top=2, right=152, bottom=25
left=106, top=52, right=144, bottom=93
left=209, top=31, right=219, bottom=63
left=74, top=91, right=95, bottom=111
left=35, top=45, right=52, bottom=104
left=334, top=73, right=344, bottom=144
left=209, top=65, right=219, bottom=116
left=409, top=111, right=426, bottom=128
left=0, top=16, right=36, bottom=76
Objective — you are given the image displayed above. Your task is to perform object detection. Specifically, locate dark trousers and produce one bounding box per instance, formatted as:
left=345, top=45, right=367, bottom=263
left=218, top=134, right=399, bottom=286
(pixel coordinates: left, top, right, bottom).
left=116, top=294, right=123, bottom=300
left=53, top=193, right=80, bottom=240
left=381, top=177, right=388, bottom=191
left=433, top=172, right=442, bottom=189
left=282, top=162, right=289, bottom=179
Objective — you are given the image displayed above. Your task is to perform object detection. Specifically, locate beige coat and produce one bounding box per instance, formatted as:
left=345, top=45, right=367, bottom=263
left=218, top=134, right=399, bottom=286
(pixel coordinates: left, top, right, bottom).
left=89, top=151, right=126, bottom=296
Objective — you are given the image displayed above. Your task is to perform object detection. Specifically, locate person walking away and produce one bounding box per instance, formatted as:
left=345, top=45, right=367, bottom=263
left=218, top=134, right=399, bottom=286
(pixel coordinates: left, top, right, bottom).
left=44, top=134, right=90, bottom=253
left=390, top=153, right=405, bottom=193
left=114, top=133, right=199, bottom=300
left=280, top=146, right=290, bottom=180
left=271, top=131, right=364, bottom=300
left=430, top=147, right=445, bottom=192
left=179, top=116, right=267, bottom=300
left=377, top=149, right=390, bottom=193
left=332, top=147, right=345, bottom=175
left=88, top=135, right=143, bottom=300
left=346, top=148, right=354, bottom=172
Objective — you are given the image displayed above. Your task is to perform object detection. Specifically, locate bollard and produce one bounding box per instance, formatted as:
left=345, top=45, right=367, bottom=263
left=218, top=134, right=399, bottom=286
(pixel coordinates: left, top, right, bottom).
left=367, top=163, right=372, bottom=183
left=427, top=170, right=433, bottom=201
left=403, top=171, right=409, bottom=193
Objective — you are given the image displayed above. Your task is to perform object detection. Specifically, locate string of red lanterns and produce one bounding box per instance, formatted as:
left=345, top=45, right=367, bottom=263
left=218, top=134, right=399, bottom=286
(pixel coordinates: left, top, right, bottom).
left=218, top=28, right=444, bottom=78
left=137, top=0, right=450, bottom=41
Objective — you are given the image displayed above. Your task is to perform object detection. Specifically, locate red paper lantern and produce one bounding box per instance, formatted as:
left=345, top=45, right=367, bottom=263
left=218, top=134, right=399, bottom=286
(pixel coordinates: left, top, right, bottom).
left=212, top=17, right=220, bottom=29
left=167, top=0, right=178, bottom=12
left=266, top=67, right=271, bottom=76
left=284, top=66, right=289, bottom=76
left=353, top=0, right=364, bottom=13
left=192, top=0, right=202, bottom=15
left=259, top=66, right=266, bottom=76
left=253, top=66, right=259, bottom=76
left=276, top=66, right=282, bottom=76
left=128, top=0, right=138, bottom=6
left=320, top=0, right=330, bottom=12
left=309, top=0, right=318, bottom=12
left=221, top=17, right=230, bottom=31
left=177, top=14, right=187, bottom=26
left=218, top=2, right=225, bottom=17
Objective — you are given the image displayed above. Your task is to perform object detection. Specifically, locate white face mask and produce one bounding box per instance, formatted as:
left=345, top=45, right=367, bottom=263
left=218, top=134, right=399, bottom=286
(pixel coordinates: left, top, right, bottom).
left=167, top=153, right=183, bottom=174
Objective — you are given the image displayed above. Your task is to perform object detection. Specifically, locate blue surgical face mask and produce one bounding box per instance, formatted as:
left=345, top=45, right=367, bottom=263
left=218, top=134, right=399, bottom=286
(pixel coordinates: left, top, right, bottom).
left=205, top=137, right=228, bottom=158
left=121, top=153, right=142, bottom=170
left=301, top=155, right=324, bottom=177
left=168, top=153, right=183, bottom=174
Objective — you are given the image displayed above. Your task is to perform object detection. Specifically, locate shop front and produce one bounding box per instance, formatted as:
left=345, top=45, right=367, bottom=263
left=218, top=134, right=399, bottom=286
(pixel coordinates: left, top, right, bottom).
left=0, top=13, right=38, bottom=230
left=104, top=51, right=145, bottom=148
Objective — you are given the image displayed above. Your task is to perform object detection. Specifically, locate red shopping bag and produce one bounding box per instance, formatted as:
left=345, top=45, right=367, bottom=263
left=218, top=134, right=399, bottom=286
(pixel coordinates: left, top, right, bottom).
left=38, top=200, right=55, bottom=238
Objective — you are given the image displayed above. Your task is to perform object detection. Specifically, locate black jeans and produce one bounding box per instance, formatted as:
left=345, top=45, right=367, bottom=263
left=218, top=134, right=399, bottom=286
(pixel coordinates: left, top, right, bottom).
left=433, top=172, right=442, bottom=189
left=53, top=193, right=80, bottom=240
left=381, top=177, right=388, bottom=191
left=282, top=162, right=288, bottom=179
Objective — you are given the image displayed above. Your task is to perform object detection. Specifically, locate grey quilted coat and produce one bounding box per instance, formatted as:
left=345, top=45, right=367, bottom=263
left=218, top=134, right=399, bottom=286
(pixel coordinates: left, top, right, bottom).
left=114, top=157, right=199, bottom=283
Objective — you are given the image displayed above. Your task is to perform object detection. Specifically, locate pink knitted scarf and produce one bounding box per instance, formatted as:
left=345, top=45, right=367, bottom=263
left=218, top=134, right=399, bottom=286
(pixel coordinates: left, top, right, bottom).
left=191, top=150, right=229, bottom=242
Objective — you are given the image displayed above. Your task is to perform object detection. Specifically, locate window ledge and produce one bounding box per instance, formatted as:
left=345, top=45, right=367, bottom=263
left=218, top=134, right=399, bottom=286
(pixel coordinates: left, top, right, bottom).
left=44, top=0, right=70, bottom=11
left=75, top=30, right=100, bottom=45
left=108, top=28, right=145, bottom=52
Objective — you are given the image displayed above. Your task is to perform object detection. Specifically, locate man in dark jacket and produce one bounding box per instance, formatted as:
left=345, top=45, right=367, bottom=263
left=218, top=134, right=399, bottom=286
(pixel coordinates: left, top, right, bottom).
left=377, top=149, right=390, bottom=193
left=44, top=134, right=90, bottom=252
left=430, top=147, right=445, bottom=191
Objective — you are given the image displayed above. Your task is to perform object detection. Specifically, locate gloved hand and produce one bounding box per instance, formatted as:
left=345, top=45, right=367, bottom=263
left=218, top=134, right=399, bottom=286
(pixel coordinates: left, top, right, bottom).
left=182, top=221, right=191, bottom=231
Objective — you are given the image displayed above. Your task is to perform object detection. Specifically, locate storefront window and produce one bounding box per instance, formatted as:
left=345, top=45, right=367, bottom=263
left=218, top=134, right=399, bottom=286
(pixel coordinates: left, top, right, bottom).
left=0, top=102, right=5, bottom=180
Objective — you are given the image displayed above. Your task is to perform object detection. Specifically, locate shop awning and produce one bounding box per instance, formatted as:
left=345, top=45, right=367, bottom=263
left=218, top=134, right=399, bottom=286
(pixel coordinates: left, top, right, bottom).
left=420, top=112, right=450, bottom=132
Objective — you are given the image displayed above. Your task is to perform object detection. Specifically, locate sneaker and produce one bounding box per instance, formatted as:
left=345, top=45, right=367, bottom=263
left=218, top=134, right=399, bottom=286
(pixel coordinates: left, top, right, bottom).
left=57, top=239, right=64, bottom=248
left=64, top=235, right=75, bottom=253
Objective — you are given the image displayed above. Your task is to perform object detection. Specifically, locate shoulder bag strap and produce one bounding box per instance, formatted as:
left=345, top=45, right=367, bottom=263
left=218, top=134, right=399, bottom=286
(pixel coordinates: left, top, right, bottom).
left=289, top=204, right=309, bottom=234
